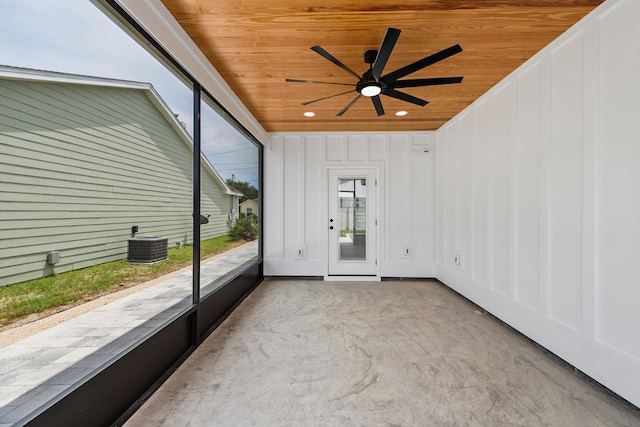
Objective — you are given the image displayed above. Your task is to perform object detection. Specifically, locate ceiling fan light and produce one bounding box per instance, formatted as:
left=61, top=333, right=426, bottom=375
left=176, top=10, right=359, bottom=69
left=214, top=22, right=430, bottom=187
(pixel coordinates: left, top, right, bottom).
left=395, top=110, right=408, bottom=116
left=303, top=111, right=315, bottom=117
left=361, top=85, right=382, bottom=97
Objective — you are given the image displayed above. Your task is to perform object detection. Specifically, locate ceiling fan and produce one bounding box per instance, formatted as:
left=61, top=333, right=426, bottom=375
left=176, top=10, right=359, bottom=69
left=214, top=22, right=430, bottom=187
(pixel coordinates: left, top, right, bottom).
left=286, top=28, right=463, bottom=117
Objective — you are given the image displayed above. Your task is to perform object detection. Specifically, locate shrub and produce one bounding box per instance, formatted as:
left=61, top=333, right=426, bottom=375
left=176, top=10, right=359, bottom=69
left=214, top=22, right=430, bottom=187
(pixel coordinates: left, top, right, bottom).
left=228, top=217, right=258, bottom=241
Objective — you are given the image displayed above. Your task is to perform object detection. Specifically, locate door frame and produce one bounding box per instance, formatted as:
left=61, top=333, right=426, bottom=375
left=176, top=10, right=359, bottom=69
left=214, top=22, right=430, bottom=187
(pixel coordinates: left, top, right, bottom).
left=325, top=165, right=381, bottom=279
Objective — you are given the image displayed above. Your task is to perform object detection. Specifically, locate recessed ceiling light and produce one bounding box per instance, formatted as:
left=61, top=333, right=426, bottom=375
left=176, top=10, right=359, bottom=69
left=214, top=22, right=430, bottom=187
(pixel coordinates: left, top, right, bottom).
left=395, top=111, right=408, bottom=116
left=304, top=111, right=315, bottom=117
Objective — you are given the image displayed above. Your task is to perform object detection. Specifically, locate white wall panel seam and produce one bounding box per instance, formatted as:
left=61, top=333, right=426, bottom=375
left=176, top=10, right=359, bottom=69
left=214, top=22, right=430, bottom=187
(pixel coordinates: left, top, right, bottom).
left=582, top=17, right=599, bottom=341
left=507, top=81, right=517, bottom=302
left=539, top=54, right=552, bottom=317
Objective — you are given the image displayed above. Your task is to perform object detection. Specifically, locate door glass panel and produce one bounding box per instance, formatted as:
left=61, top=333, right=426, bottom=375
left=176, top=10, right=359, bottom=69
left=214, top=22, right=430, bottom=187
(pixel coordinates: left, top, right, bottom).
left=338, top=178, right=367, bottom=261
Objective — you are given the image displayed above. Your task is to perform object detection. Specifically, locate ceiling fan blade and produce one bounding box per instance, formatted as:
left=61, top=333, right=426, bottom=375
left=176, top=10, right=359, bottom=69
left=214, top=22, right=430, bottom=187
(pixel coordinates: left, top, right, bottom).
left=371, top=95, right=385, bottom=116
left=372, top=28, right=401, bottom=82
left=391, top=76, right=464, bottom=89
left=337, top=94, right=363, bottom=116
left=302, top=89, right=356, bottom=106
left=311, top=46, right=362, bottom=81
left=383, top=88, right=429, bottom=106
left=286, top=78, right=355, bottom=87
left=382, top=44, right=463, bottom=83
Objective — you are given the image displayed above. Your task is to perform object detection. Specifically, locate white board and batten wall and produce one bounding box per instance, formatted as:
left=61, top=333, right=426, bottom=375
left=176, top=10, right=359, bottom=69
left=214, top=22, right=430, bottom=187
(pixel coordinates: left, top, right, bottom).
left=264, top=133, right=436, bottom=279
left=435, top=0, right=640, bottom=408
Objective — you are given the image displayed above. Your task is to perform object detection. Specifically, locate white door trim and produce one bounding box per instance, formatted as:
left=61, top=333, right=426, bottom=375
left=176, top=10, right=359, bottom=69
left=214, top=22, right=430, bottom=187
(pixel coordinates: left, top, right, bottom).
left=326, top=167, right=379, bottom=277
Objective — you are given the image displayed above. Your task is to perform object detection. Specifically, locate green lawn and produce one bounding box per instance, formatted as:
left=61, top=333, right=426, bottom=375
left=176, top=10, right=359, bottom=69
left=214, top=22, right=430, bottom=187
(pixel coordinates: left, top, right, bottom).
left=0, top=235, right=245, bottom=328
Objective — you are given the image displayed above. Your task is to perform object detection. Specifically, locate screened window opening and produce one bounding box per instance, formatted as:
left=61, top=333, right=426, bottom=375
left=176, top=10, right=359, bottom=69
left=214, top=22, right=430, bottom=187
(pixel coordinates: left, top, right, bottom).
left=0, top=1, right=262, bottom=424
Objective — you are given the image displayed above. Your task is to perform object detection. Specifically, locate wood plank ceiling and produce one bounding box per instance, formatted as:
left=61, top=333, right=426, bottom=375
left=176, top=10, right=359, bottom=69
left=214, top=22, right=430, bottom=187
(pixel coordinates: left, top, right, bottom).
left=161, top=0, right=604, bottom=133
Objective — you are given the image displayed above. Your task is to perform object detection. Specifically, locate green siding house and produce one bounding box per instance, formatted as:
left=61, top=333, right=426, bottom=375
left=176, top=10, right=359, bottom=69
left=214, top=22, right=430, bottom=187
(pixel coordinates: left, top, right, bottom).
left=0, top=66, right=241, bottom=286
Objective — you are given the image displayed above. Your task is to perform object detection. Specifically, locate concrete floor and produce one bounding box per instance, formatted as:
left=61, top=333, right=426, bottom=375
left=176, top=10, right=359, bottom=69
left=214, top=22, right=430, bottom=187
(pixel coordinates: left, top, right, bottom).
left=125, top=279, right=640, bottom=427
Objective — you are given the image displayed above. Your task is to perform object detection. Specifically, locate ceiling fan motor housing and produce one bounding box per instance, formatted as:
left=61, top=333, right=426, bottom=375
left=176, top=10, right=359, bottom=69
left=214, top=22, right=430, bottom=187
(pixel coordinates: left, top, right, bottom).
left=364, top=49, right=378, bottom=64
left=357, top=74, right=384, bottom=96
left=358, top=52, right=385, bottom=96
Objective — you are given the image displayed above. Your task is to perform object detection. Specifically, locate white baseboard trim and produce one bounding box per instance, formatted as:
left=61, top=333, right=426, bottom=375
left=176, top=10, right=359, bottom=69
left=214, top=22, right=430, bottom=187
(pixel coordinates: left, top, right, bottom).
left=323, top=275, right=381, bottom=282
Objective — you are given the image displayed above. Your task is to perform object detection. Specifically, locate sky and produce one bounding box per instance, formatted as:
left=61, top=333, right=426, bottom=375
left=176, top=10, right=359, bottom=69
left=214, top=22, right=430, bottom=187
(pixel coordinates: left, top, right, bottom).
left=0, top=0, right=259, bottom=188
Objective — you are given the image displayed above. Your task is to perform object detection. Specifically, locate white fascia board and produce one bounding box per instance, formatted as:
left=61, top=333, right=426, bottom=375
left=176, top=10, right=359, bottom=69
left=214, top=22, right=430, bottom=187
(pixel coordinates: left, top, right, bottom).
left=0, top=64, right=150, bottom=91
left=110, top=0, right=268, bottom=145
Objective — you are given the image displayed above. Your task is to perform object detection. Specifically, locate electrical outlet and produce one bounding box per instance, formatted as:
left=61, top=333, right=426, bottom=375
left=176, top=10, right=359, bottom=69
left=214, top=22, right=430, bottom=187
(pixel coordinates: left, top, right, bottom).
left=403, top=247, right=411, bottom=256
left=295, top=246, right=306, bottom=259
left=454, top=254, right=461, bottom=265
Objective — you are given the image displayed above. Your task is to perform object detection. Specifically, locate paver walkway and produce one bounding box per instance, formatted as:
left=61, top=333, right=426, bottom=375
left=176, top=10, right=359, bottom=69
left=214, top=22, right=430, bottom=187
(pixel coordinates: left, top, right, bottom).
left=0, top=241, right=258, bottom=426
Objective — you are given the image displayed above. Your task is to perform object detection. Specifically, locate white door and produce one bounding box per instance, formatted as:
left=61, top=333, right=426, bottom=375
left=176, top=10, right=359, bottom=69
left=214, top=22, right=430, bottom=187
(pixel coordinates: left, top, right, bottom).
left=327, top=168, right=377, bottom=276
